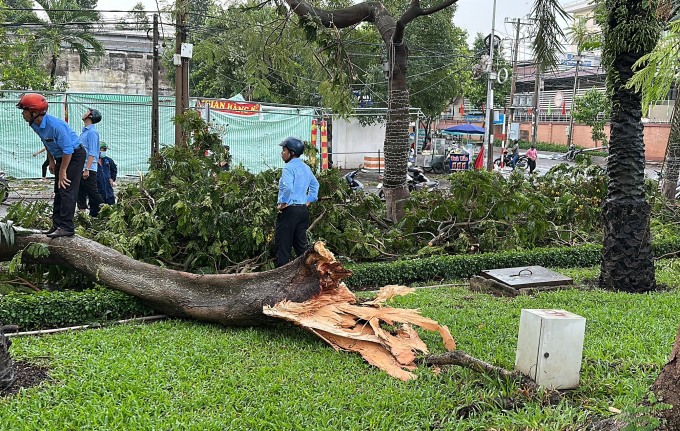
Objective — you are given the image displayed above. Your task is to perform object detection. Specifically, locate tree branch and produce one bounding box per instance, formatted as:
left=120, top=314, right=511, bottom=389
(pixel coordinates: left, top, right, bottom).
left=395, top=0, right=459, bottom=43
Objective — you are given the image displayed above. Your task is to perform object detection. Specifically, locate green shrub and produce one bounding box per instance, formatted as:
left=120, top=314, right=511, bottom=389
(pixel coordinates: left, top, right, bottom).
left=345, top=237, right=680, bottom=288
left=0, top=288, right=153, bottom=330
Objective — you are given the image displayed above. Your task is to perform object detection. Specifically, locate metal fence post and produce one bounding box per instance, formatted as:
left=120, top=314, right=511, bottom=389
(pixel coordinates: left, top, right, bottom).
left=378, top=149, right=381, bottom=174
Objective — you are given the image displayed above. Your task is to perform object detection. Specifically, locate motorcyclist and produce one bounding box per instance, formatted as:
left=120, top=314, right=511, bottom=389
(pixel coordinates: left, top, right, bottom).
left=509, top=140, right=520, bottom=169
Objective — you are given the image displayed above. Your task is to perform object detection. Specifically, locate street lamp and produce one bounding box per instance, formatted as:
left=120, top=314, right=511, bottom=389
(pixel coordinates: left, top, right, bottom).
left=483, top=0, right=497, bottom=171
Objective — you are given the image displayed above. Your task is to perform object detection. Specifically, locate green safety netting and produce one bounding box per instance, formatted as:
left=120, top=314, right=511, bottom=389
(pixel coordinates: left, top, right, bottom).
left=0, top=92, right=315, bottom=179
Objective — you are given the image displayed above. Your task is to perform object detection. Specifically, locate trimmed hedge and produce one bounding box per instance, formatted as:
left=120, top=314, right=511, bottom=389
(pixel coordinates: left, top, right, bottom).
left=2, top=238, right=679, bottom=329
left=345, top=238, right=680, bottom=288
left=0, top=288, right=153, bottom=331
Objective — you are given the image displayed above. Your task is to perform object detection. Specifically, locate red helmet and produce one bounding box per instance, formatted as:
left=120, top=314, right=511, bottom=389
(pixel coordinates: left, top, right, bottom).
left=16, top=93, right=48, bottom=115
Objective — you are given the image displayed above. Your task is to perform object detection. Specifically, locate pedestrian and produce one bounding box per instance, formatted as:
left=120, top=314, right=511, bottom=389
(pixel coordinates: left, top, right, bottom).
left=97, top=142, right=117, bottom=205
left=77, top=108, right=104, bottom=217
left=32, top=147, right=50, bottom=180
left=17, top=93, right=86, bottom=238
left=275, top=137, right=319, bottom=267
left=509, top=140, right=520, bottom=169
left=526, top=144, right=538, bottom=174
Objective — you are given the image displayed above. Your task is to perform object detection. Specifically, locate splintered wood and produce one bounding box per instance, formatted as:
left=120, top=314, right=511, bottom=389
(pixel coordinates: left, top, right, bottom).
left=263, top=243, right=456, bottom=381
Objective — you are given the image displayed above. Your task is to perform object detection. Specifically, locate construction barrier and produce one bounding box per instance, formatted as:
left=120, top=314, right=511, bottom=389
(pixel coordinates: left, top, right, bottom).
left=363, top=155, right=384, bottom=171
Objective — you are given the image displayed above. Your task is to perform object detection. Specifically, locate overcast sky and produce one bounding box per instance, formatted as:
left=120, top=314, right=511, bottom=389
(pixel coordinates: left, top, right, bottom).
left=97, top=0, right=544, bottom=53
left=98, top=0, right=534, bottom=40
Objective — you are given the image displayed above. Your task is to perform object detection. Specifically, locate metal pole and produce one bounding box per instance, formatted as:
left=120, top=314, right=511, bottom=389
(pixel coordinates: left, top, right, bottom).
left=567, top=55, right=581, bottom=147
left=151, top=14, right=159, bottom=157
left=174, top=0, right=188, bottom=147
left=505, top=18, right=521, bottom=152
left=484, top=0, right=497, bottom=171
left=532, top=69, right=540, bottom=144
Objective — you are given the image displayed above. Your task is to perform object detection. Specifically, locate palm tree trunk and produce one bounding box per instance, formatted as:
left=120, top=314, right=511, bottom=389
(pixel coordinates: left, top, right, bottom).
left=599, top=0, right=657, bottom=292
left=660, top=97, right=680, bottom=200
left=383, top=43, right=410, bottom=222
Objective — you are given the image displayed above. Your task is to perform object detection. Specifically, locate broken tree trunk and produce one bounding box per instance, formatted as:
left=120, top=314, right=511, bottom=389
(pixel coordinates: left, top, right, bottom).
left=0, top=230, right=339, bottom=326
left=0, top=229, right=455, bottom=380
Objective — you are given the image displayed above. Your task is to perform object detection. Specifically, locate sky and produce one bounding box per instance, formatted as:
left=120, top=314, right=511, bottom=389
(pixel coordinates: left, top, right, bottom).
left=96, top=0, right=547, bottom=55
left=455, top=0, right=534, bottom=46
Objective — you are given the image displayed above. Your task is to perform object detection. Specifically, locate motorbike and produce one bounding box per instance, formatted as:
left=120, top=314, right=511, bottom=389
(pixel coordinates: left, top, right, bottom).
left=493, top=153, right=528, bottom=170
left=344, top=170, right=364, bottom=192
left=377, top=165, right=438, bottom=198
left=0, top=171, right=8, bottom=203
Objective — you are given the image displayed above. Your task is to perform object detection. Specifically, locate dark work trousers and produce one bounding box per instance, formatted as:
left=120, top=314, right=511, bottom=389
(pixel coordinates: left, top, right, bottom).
left=77, top=171, right=104, bottom=217
left=52, top=146, right=86, bottom=233
left=528, top=159, right=537, bottom=174
left=41, top=155, right=49, bottom=178
left=275, top=205, right=310, bottom=267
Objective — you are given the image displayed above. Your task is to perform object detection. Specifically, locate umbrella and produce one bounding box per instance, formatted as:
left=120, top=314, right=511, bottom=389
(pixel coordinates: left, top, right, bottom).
left=442, top=123, right=485, bottom=150
left=443, top=123, right=485, bottom=134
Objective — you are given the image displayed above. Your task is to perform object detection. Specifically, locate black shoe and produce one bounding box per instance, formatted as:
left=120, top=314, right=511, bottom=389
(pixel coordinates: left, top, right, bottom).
left=43, top=226, right=58, bottom=235
left=46, top=228, right=74, bottom=238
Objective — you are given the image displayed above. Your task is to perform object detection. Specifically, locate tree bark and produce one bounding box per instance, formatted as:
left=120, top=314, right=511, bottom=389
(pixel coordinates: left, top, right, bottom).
left=0, top=230, right=347, bottom=326
left=599, top=0, right=657, bottom=292
left=650, top=323, right=680, bottom=430
left=283, top=0, right=459, bottom=221
left=0, top=229, right=456, bottom=381
left=0, top=324, right=14, bottom=391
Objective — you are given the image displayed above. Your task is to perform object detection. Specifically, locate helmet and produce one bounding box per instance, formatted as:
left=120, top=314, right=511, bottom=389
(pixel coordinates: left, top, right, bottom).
left=16, top=93, right=48, bottom=115
left=279, top=137, right=304, bottom=157
left=87, top=108, right=102, bottom=124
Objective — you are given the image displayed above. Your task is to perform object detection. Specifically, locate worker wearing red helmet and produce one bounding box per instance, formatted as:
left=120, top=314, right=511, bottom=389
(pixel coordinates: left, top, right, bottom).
left=17, top=93, right=86, bottom=238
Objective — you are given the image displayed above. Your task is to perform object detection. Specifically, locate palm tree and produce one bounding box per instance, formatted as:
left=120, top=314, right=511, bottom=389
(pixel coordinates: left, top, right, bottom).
left=31, top=0, right=104, bottom=87
left=627, top=3, right=680, bottom=200
left=281, top=0, right=567, bottom=221
left=598, top=0, right=660, bottom=292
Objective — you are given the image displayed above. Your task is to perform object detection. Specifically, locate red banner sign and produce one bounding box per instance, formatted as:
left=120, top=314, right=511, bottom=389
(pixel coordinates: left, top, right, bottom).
left=196, top=99, right=261, bottom=116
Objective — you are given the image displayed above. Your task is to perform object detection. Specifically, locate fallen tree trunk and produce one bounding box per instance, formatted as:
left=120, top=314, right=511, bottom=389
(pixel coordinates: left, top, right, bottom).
left=0, top=228, right=455, bottom=380
left=0, top=230, right=341, bottom=326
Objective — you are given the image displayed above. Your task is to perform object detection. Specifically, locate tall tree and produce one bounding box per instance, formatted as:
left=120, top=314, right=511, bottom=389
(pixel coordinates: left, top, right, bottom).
left=571, top=88, right=611, bottom=146
left=598, top=0, right=660, bottom=292
left=0, top=0, right=59, bottom=90
left=627, top=7, right=680, bottom=200
left=116, top=2, right=150, bottom=31
left=31, top=0, right=105, bottom=87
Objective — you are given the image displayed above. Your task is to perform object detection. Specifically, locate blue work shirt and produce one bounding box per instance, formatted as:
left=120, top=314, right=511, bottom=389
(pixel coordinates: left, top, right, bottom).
left=30, top=114, right=81, bottom=158
left=277, top=158, right=319, bottom=206
left=80, top=124, right=100, bottom=172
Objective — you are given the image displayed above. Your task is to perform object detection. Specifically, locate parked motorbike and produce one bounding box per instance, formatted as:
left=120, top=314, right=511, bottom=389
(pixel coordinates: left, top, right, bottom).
left=377, top=165, right=438, bottom=198
left=0, top=171, right=8, bottom=203
left=493, top=153, right=528, bottom=170
left=344, top=170, right=364, bottom=192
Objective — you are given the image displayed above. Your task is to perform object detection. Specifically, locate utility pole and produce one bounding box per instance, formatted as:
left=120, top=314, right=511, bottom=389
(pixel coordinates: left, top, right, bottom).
left=531, top=67, right=541, bottom=144
left=174, top=0, right=189, bottom=147
left=152, top=14, right=159, bottom=157
left=483, top=0, right=497, bottom=171
left=505, top=18, right=521, bottom=151
left=567, top=54, right=581, bottom=147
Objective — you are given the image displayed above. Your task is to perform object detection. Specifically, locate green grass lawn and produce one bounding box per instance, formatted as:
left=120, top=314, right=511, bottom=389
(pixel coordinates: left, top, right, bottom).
left=2, top=263, right=680, bottom=430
